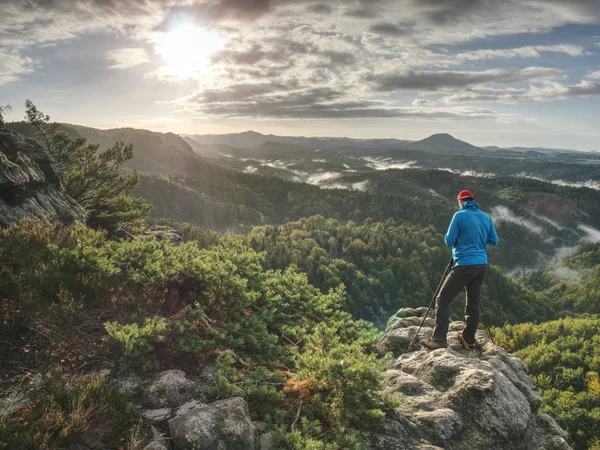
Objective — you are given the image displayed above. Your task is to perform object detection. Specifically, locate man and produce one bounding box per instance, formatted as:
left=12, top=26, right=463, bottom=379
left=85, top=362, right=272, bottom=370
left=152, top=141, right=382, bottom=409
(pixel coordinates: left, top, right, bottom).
left=421, top=190, right=498, bottom=350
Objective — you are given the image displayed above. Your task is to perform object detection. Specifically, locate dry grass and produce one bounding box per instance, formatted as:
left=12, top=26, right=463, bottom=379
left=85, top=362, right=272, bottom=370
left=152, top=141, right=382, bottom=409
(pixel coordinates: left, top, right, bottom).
left=125, top=419, right=148, bottom=450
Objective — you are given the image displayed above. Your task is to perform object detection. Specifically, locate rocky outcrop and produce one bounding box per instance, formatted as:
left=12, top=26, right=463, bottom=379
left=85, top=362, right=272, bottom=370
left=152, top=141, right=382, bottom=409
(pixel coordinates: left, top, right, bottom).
left=0, top=129, right=86, bottom=227
left=168, top=398, right=259, bottom=450
left=111, top=224, right=184, bottom=245
left=372, top=307, right=572, bottom=450
left=138, top=370, right=261, bottom=450
left=143, top=226, right=184, bottom=245
left=142, top=370, right=195, bottom=409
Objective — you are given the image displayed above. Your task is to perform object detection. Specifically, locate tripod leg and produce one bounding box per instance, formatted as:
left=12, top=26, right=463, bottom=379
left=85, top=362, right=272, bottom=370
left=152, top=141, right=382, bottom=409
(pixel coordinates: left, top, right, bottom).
left=407, top=258, right=454, bottom=352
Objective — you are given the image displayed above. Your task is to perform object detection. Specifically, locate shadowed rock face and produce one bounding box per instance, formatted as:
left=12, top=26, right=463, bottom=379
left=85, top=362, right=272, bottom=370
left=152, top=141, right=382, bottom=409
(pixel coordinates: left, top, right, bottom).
left=371, top=307, right=572, bottom=450
left=0, top=129, right=86, bottom=227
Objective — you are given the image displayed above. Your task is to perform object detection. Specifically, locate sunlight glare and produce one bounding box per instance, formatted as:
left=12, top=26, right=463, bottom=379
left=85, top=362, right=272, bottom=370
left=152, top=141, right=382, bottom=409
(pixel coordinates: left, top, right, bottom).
left=155, top=25, right=224, bottom=78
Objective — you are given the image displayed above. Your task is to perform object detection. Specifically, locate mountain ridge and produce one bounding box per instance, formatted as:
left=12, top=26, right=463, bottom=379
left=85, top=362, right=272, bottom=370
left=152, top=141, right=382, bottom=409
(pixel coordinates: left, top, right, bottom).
left=184, top=130, right=412, bottom=150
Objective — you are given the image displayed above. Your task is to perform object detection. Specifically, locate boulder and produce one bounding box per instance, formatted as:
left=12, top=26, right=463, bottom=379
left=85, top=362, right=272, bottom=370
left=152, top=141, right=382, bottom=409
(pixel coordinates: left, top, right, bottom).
left=144, top=425, right=170, bottom=450
left=0, top=129, right=87, bottom=227
left=143, top=226, right=184, bottom=245
left=112, top=224, right=184, bottom=245
left=372, top=308, right=572, bottom=450
left=112, top=374, right=143, bottom=395
left=142, top=370, right=196, bottom=409
left=168, top=397, right=259, bottom=450
left=259, top=433, right=275, bottom=450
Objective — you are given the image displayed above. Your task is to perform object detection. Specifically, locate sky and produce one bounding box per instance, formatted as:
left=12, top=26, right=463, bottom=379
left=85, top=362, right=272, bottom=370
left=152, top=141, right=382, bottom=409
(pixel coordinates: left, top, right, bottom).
left=1, top=0, right=599, bottom=150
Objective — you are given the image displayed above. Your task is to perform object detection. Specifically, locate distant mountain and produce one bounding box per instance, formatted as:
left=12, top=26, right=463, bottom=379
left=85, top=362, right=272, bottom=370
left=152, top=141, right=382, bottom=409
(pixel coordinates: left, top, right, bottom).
left=7, top=122, right=200, bottom=174
left=184, top=130, right=411, bottom=150
left=65, top=124, right=198, bottom=173
left=182, top=136, right=240, bottom=157
left=401, top=133, right=485, bottom=153
left=484, top=145, right=582, bottom=155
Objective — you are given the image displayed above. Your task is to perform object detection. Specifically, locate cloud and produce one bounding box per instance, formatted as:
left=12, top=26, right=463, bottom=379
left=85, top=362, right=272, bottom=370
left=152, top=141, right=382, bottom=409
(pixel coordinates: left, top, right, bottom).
left=344, top=7, right=379, bottom=18
left=438, top=167, right=496, bottom=178
left=0, top=49, right=35, bottom=85
left=390, top=46, right=585, bottom=69
left=1, top=0, right=599, bottom=127
left=175, top=83, right=507, bottom=119
left=579, top=224, right=600, bottom=243
left=307, top=4, right=333, bottom=14
left=191, top=82, right=293, bottom=103
left=305, top=171, right=342, bottom=185
left=369, top=22, right=412, bottom=36
left=515, top=173, right=600, bottom=190
left=586, top=70, right=600, bottom=80
left=361, top=157, right=418, bottom=170
left=320, top=50, right=356, bottom=65
left=3, top=0, right=599, bottom=53
left=491, top=206, right=545, bottom=235
left=211, top=45, right=267, bottom=65
left=369, top=67, right=564, bottom=92
left=451, top=44, right=585, bottom=61
left=440, top=80, right=600, bottom=103
left=106, top=48, right=150, bottom=69
left=412, top=99, right=436, bottom=106
left=352, top=180, right=369, bottom=191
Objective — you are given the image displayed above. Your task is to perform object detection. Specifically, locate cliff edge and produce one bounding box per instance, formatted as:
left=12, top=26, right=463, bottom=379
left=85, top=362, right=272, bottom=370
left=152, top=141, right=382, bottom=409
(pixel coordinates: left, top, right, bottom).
left=0, top=129, right=87, bottom=227
left=372, top=307, right=572, bottom=450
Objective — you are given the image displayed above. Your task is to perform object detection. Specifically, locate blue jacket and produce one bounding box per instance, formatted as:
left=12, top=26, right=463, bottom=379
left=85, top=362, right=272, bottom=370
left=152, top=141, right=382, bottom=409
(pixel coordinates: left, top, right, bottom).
left=445, top=201, right=498, bottom=266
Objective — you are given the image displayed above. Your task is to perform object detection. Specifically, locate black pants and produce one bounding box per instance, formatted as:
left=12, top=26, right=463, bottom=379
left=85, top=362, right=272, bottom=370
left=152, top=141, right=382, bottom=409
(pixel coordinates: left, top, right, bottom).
left=432, top=264, right=487, bottom=344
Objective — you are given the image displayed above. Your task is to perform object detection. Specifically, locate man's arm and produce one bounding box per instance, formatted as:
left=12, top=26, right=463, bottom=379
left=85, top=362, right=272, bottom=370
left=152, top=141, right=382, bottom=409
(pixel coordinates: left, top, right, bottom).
left=444, top=213, right=460, bottom=247
left=487, top=218, right=499, bottom=246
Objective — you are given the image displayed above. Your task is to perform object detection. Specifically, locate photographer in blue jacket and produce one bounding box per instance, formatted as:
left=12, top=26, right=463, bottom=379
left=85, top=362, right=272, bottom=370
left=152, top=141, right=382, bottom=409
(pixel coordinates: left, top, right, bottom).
left=421, top=190, right=499, bottom=350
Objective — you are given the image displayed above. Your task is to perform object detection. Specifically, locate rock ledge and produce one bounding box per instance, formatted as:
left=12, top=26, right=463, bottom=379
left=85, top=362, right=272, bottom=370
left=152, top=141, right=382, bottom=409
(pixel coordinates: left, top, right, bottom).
left=370, top=307, right=572, bottom=450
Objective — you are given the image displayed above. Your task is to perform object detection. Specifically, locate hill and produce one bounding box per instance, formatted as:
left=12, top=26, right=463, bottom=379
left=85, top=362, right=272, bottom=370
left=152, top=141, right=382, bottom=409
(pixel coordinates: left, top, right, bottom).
left=401, top=133, right=485, bottom=153
left=7, top=122, right=200, bottom=174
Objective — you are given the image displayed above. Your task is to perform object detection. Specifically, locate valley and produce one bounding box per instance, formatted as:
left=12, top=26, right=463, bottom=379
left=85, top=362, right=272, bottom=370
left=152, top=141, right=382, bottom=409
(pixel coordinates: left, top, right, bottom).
left=2, top=119, right=600, bottom=449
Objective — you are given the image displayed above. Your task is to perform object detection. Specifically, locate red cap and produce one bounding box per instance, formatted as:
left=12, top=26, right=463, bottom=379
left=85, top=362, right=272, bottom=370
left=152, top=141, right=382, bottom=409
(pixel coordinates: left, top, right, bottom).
left=457, top=190, right=474, bottom=201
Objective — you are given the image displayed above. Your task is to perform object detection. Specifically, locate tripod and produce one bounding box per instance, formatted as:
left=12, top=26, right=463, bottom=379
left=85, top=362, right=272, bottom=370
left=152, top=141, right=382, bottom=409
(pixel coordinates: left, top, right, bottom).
left=407, top=256, right=454, bottom=352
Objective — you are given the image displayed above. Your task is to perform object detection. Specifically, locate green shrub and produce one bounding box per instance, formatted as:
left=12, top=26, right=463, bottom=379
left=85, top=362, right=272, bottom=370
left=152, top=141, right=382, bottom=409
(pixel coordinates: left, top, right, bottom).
left=0, top=370, right=138, bottom=449
left=199, top=352, right=286, bottom=420
left=495, top=316, right=600, bottom=449
left=105, top=316, right=169, bottom=372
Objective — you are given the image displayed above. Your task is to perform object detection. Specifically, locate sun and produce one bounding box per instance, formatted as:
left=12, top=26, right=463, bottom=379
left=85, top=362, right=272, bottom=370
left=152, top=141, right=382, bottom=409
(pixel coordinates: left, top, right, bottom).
left=154, top=25, right=224, bottom=78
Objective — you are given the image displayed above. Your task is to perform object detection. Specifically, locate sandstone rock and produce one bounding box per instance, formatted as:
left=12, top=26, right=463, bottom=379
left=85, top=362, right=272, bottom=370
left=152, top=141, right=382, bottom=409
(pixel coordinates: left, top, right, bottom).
left=362, top=414, right=444, bottom=449
left=0, top=391, right=31, bottom=415
left=259, top=433, right=275, bottom=450
left=0, top=129, right=87, bottom=227
left=143, top=408, right=173, bottom=422
left=111, top=224, right=184, bottom=245
left=372, top=308, right=572, bottom=450
left=0, top=373, right=44, bottom=415
left=112, top=374, right=143, bottom=395
left=144, top=442, right=169, bottom=450
left=142, top=370, right=196, bottom=409
left=144, top=425, right=170, bottom=450
left=143, top=226, right=184, bottom=245
left=168, top=397, right=259, bottom=450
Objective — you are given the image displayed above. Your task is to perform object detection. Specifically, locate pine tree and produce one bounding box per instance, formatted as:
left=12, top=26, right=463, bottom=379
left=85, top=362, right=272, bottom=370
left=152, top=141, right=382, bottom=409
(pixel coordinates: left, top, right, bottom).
left=0, top=104, right=11, bottom=127
left=24, top=100, right=150, bottom=229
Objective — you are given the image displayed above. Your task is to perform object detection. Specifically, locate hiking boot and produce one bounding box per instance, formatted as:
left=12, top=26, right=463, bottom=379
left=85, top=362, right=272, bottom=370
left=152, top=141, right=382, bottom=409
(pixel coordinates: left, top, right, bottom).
left=420, top=339, right=448, bottom=349
left=458, top=333, right=476, bottom=351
